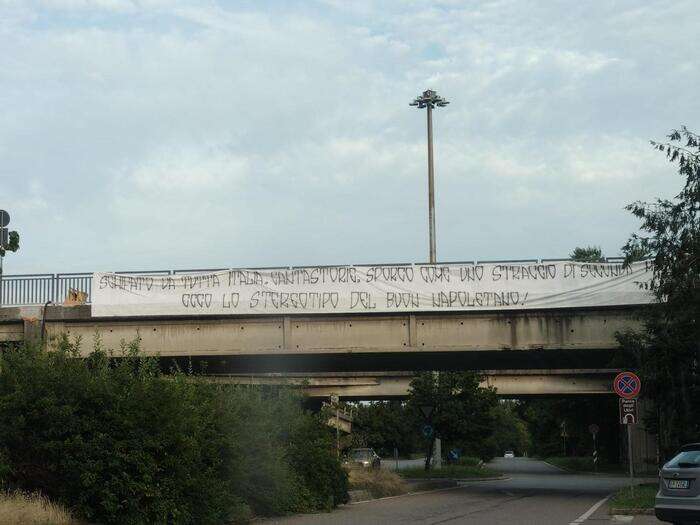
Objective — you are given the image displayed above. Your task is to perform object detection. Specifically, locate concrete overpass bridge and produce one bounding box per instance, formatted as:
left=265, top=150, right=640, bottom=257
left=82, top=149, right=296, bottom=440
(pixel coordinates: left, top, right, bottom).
left=1, top=302, right=640, bottom=397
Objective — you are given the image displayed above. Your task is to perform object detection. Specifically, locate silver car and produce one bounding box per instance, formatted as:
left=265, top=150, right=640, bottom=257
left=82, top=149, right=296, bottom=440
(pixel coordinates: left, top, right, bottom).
left=656, top=443, right=700, bottom=524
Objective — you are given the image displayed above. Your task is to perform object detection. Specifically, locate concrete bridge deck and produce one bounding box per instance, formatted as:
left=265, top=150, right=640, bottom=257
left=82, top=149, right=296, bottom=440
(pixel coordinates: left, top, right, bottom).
left=2, top=304, right=640, bottom=355
left=1, top=304, right=641, bottom=393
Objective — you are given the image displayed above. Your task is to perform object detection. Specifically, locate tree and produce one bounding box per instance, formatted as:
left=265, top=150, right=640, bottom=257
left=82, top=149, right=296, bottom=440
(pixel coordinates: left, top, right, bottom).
left=619, top=126, right=700, bottom=459
left=569, top=246, right=605, bottom=263
left=407, top=371, right=498, bottom=469
left=350, top=401, right=420, bottom=457
left=487, top=401, right=531, bottom=457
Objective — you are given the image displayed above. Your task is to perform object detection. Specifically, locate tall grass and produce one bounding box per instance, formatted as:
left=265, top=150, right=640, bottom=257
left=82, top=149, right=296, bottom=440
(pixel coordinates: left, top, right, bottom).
left=0, top=491, right=79, bottom=525
left=347, top=469, right=407, bottom=498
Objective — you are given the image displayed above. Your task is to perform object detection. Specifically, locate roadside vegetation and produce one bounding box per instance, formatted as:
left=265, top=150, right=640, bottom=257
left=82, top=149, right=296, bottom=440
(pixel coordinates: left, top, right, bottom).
left=349, top=375, right=531, bottom=466
left=545, top=457, right=623, bottom=474
left=616, top=127, right=700, bottom=460
left=0, top=491, right=80, bottom=525
left=347, top=469, right=407, bottom=499
left=610, top=483, right=657, bottom=512
left=398, top=464, right=497, bottom=479
left=0, top=337, right=348, bottom=524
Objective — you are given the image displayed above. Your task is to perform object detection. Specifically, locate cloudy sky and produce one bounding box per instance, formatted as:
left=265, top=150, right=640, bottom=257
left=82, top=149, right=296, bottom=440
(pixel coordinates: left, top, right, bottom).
left=1, top=0, right=697, bottom=274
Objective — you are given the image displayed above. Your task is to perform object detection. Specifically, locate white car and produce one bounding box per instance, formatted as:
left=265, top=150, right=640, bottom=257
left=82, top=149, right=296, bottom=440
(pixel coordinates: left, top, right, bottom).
left=504, top=451, right=515, bottom=458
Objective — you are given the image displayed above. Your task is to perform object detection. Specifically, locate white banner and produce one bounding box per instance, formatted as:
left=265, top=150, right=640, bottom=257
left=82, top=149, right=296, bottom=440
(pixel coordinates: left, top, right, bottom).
left=91, top=261, right=654, bottom=317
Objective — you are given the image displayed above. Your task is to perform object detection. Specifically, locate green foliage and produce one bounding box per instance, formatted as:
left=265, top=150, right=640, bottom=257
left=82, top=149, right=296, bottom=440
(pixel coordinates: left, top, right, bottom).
left=518, top=397, right=619, bottom=462
left=619, top=126, right=700, bottom=459
left=453, top=456, right=481, bottom=467
left=569, top=246, right=605, bottom=262
left=0, top=337, right=347, bottom=524
left=407, top=371, right=498, bottom=463
left=485, top=401, right=531, bottom=457
left=349, top=401, right=421, bottom=457
left=398, top=464, right=496, bottom=479
left=610, top=483, right=657, bottom=510
left=545, top=456, right=623, bottom=473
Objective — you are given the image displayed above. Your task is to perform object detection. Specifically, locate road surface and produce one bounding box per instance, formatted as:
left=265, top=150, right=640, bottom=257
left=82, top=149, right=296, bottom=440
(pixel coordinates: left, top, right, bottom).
left=262, top=457, right=663, bottom=525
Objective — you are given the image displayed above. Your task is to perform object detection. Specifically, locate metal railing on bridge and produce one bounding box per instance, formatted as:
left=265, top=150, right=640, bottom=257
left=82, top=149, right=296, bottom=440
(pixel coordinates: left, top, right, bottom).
left=0, top=258, right=625, bottom=307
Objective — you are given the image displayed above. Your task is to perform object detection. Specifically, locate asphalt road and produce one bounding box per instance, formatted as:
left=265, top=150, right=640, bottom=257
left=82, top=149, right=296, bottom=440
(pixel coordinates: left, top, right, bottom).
left=262, top=457, right=663, bottom=525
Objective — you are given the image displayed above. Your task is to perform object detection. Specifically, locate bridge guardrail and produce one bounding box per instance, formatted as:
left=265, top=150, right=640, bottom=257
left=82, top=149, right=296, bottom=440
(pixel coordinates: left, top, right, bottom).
left=0, top=257, right=627, bottom=307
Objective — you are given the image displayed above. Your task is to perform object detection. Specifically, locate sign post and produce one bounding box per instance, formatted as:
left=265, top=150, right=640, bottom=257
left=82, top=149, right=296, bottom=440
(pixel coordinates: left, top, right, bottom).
left=588, top=424, right=600, bottom=472
left=560, top=421, right=568, bottom=456
left=613, top=372, right=641, bottom=493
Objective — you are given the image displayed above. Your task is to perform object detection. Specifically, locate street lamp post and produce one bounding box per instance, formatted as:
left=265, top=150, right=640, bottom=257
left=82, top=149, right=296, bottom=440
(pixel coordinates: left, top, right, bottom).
left=410, top=89, right=449, bottom=264
left=411, top=90, right=449, bottom=469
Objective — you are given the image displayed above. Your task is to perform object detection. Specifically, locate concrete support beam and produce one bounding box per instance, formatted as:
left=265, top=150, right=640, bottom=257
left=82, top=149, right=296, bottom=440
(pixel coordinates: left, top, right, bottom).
left=209, top=370, right=617, bottom=398
left=37, top=305, right=640, bottom=358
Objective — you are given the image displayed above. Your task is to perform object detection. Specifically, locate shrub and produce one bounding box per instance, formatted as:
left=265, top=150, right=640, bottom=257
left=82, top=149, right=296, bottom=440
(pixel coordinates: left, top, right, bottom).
left=0, top=491, right=79, bottom=525
left=0, top=337, right=347, bottom=524
left=347, top=469, right=406, bottom=498
left=454, top=456, right=481, bottom=467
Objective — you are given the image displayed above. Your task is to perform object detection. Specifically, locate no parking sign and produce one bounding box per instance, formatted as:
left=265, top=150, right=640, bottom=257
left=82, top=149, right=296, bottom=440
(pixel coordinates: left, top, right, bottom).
left=613, top=372, right=641, bottom=400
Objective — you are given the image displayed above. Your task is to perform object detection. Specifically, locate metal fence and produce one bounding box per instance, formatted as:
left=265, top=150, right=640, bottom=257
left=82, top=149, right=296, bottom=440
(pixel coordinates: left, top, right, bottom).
left=0, top=258, right=625, bottom=307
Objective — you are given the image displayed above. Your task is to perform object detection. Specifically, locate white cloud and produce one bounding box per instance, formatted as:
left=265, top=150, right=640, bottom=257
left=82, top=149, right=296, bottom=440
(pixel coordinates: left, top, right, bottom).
left=0, top=0, right=695, bottom=272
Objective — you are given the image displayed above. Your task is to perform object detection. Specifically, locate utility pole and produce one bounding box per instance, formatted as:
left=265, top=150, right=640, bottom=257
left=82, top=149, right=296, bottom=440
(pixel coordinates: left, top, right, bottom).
left=411, top=90, right=449, bottom=468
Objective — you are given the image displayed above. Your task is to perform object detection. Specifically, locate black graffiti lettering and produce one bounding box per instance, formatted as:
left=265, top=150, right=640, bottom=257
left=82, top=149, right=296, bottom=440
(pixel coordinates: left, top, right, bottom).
left=564, top=264, right=575, bottom=278
left=431, top=291, right=527, bottom=308
left=491, top=264, right=556, bottom=281
left=350, top=292, right=376, bottom=309
left=420, top=266, right=450, bottom=283
left=249, top=292, right=339, bottom=310
left=222, top=293, right=240, bottom=308
left=323, top=267, right=361, bottom=284
left=365, top=266, right=414, bottom=283
left=100, top=275, right=155, bottom=291
left=386, top=292, right=419, bottom=308
left=250, top=291, right=260, bottom=308
left=228, top=270, right=263, bottom=286
left=161, top=277, right=176, bottom=290
left=181, top=293, right=212, bottom=308
left=460, top=266, right=484, bottom=282
left=579, top=263, right=631, bottom=279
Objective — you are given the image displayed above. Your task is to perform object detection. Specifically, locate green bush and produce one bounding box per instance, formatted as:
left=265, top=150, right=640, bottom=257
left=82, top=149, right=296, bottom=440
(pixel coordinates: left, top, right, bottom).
left=545, top=456, right=622, bottom=473
left=454, top=456, right=481, bottom=467
left=0, top=337, right=347, bottom=524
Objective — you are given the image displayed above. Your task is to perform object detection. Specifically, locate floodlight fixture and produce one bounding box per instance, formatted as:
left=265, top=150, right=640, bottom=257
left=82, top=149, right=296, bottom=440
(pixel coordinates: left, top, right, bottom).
left=410, top=89, right=450, bottom=110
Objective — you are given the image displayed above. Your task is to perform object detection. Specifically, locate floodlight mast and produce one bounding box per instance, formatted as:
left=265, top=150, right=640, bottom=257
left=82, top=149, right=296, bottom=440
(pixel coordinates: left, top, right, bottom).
left=410, top=90, right=449, bottom=471
left=410, top=90, right=449, bottom=264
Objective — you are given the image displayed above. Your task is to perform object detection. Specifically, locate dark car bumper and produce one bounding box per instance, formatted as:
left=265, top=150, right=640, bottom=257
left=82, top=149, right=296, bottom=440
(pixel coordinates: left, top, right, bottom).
left=655, top=505, right=700, bottom=523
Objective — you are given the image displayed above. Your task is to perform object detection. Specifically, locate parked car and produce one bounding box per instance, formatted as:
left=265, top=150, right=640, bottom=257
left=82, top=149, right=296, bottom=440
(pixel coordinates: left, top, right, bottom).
left=655, top=443, right=700, bottom=524
left=504, top=450, right=515, bottom=458
left=344, top=448, right=381, bottom=469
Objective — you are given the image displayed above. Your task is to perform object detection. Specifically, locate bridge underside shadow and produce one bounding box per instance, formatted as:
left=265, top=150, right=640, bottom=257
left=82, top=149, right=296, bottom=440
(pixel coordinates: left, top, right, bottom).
left=161, top=348, right=619, bottom=375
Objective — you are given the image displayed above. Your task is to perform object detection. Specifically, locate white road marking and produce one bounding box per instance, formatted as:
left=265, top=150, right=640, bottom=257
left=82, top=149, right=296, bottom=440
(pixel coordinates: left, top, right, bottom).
left=611, top=516, right=634, bottom=522
left=569, top=495, right=611, bottom=524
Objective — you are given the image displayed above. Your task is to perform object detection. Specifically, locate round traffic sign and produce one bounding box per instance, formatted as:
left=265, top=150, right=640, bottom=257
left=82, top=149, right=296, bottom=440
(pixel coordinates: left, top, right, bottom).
left=422, top=424, right=434, bottom=438
left=613, top=372, right=641, bottom=399
left=588, top=423, right=599, bottom=435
